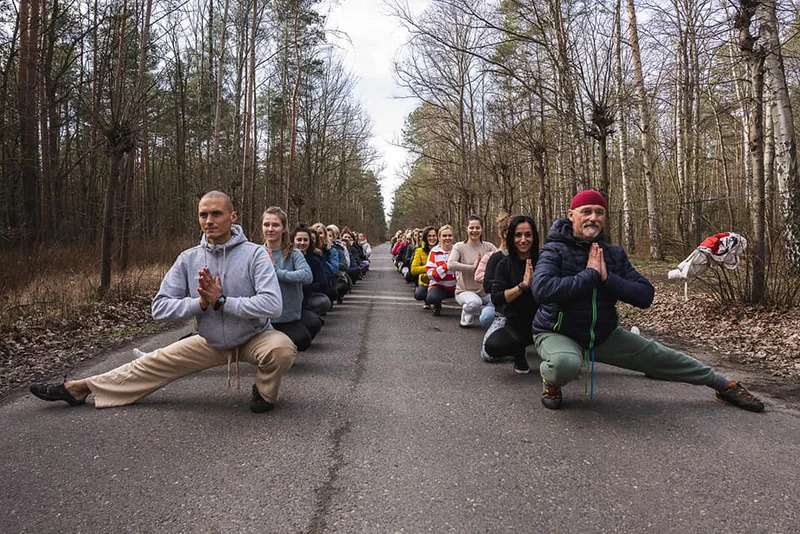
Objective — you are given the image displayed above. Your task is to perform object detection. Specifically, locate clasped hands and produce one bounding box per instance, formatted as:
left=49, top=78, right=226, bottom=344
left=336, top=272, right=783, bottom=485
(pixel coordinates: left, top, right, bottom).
left=197, top=267, right=223, bottom=310
left=586, top=243, right=608, bottom=281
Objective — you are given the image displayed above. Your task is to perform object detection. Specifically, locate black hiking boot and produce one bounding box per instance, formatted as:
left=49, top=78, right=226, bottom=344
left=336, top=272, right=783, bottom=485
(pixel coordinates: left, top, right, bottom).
left=715, top=381, right=765, bottom=413
left=249, top=384, right=275, bottom=413
left=29, top=382, right=86, bottom=406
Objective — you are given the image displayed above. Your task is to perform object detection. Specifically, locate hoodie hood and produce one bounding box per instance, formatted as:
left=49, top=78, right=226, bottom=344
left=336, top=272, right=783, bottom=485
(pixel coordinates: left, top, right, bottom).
left=200, top=224, right=248, bottom=253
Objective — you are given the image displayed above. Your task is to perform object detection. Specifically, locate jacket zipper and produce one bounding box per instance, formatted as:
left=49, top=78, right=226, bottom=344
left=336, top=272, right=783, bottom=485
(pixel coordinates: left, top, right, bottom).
left=588, top=287, right=597, bottom=349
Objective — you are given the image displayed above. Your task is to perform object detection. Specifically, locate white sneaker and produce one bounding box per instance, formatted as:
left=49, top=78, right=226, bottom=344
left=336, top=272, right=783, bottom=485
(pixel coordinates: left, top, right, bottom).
left=133, top=348, right=149, bottom=358
left=423, top=303, right=431, bottom=310
left=459, top=310, right=473, bottom=328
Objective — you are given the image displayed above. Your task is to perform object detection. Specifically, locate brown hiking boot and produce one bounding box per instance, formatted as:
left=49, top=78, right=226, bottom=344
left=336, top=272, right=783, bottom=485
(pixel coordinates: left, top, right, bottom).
left=715, top=381, right=765, bottom=413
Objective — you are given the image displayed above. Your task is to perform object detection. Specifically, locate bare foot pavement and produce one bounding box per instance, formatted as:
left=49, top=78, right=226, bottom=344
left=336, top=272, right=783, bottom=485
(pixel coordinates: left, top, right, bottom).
left=1, top=245, right=798, bottom=532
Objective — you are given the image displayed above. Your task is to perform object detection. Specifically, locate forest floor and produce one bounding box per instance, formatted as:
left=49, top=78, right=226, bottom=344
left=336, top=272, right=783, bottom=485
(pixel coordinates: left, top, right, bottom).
left=1, top=257, right=799, bottom=404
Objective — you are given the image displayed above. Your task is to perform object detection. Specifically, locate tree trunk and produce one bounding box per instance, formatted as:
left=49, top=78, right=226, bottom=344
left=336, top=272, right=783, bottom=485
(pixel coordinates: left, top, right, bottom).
left=17, top=0, right=42, bottom=242
left=212, top=0, right=230, bottom=185
left=286, top=0, right=303, bottom=217
left=615, top=0, right=635, bottom=252
left=626, top=0, right=661, bottom=259
left=759, top=0, right=800, bottom=271
left=736, top=0, right=766, bottom=301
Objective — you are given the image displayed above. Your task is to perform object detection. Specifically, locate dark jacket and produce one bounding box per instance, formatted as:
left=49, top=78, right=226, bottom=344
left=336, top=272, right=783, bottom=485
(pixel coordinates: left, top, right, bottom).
left=483, top=250, right=506, bottom=296
left=491, top=254, right=538, bottom=333
left=532, top=218, right=654, bottom=348
left=305, top=250, right=330, bottom=295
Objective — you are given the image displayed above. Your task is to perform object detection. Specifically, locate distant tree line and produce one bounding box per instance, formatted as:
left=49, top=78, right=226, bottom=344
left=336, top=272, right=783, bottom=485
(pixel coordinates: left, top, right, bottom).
left=1, top=0, right=385, bottom=293
left=388, top=0, right=800, bottom=302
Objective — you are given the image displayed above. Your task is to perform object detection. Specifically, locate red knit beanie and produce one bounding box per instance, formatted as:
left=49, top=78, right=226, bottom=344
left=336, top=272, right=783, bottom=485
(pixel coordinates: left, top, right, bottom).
left=570, top=190, right=606, bottom=210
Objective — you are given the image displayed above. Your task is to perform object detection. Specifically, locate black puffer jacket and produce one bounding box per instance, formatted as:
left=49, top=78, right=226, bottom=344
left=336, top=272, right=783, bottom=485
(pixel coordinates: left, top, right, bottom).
left=532, top=218, right=654, bottom=348
left=491, top=254, right=539, bottom=333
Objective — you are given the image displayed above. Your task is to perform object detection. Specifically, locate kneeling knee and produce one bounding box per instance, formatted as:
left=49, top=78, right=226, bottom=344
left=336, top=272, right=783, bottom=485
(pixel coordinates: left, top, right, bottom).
left=545, top=354, right=583, bottom=385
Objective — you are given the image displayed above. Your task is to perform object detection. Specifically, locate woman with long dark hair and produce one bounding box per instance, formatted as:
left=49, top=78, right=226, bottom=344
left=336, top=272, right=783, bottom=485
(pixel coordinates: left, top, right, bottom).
left=486, top=215, right=540, bottom=374
left=293, top=225, right=332, bottom=318
left=411, top=226, right=438, bottom=307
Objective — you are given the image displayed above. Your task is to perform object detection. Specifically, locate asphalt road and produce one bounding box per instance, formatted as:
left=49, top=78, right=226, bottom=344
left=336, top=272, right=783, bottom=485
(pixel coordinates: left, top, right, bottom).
left=1, top=244, right=798, bottom=533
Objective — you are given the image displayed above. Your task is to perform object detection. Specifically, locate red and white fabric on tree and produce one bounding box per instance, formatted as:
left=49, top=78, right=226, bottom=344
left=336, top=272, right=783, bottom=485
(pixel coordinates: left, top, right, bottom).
left=668, top=232, right=748, bottom=280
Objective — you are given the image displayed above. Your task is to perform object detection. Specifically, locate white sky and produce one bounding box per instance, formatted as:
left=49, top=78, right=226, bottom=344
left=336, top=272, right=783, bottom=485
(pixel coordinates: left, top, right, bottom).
left=325, top=0, right=430, bottom=219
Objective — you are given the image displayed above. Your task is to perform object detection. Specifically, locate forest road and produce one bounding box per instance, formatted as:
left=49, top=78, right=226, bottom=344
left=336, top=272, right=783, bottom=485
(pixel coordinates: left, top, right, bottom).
left=1, top=244, right=798, bottom=533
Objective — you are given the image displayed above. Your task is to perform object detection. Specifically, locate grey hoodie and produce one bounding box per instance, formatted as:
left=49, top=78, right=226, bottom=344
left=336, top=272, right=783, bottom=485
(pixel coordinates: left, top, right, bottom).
left=152, top=225, right=283, bottom=350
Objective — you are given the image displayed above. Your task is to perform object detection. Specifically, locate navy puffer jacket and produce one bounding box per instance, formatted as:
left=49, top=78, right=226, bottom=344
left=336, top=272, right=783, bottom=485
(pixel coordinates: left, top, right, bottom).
left=532, top=218, right=654, bottom=348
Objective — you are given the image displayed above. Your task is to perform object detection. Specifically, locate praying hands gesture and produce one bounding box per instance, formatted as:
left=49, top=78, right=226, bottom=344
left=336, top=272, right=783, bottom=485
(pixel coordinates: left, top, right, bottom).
left=586, top=243, right=607, bottom=281
left=519, top=259, right=533, bottom=290
left=197, top=267, right=223, bottom=310
left=472, top=252, right=482, bottom=271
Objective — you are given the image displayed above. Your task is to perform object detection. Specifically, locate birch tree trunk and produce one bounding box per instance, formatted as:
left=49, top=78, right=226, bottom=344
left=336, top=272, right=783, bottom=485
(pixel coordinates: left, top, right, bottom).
left=626, top=0, right=661, bottom=259
left=758, top=0, right=800, bottom=271
left=615, top=0, right=635, bottom=252
left=736, top=0, right=766, bottom=301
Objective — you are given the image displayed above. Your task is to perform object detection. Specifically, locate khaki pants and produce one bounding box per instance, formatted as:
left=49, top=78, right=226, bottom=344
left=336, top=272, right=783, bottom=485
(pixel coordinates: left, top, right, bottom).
left=86, top=330, right=296, bottom=408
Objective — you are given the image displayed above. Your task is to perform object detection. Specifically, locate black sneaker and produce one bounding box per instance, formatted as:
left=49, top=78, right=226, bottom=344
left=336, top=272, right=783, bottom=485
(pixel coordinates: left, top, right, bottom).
left=432, top=304, right=441, bottom=316
left=715, top=381, right=765, bottom=413
left=249, top=384, right=275, bottom=413
left=513, top=358, right=530, bottom=374
left=29, top=382, right=86, bottom=406
left=541, top=379, right=563, bottom=410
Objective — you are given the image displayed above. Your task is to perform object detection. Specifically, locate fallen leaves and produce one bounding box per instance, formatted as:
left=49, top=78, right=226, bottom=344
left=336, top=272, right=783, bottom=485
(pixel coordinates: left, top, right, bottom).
left=0, top=294, right=167, bottom=398
left=618, top=276, right=800, bottom=383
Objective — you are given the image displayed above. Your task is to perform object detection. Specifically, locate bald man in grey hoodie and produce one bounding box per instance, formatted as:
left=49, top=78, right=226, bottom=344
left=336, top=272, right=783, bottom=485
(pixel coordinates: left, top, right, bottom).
left=30, top=191, right=296, bottom=413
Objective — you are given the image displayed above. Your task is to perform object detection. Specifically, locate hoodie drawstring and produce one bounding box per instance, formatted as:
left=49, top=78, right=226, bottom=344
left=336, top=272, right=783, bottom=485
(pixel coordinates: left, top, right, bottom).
left=226, top=348, right=241, bottom=389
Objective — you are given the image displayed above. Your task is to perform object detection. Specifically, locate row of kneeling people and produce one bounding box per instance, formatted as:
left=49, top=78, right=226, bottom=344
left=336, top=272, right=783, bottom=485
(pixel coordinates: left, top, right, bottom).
left=28, top=190, right=766, bottom=414
left=389, top=189, right=766, bottom=413
left=29, top=192, right=373, bottom=413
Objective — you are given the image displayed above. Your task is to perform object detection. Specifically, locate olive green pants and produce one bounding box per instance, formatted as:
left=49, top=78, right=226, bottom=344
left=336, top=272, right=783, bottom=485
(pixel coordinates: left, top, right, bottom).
left=534, top=327, right=721, bottom=388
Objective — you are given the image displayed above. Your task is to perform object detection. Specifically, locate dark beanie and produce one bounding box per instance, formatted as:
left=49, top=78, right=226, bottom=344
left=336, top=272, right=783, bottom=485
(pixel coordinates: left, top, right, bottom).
left=570, top=190, right=606, bottom=210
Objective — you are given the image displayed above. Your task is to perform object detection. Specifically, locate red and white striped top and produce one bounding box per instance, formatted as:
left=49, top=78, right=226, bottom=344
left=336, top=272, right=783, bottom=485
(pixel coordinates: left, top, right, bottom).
left=425, top=246, right=456, bottom=290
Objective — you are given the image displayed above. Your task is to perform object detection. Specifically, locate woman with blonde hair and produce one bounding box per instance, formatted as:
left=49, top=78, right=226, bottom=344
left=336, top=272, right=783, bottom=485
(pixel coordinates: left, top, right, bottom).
left=263, top=207, right=317, bottom=351
left=425, top=225, right=457, bottom=316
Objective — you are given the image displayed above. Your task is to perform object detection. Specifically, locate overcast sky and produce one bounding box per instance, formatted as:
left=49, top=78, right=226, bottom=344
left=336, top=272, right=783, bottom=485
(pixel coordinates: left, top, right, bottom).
left=325, top=0, right=430, bottom=219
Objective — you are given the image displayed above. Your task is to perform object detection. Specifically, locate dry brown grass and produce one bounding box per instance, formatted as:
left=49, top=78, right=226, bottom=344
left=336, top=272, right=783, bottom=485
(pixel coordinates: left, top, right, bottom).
left=1, top=237, right=196, bottom=329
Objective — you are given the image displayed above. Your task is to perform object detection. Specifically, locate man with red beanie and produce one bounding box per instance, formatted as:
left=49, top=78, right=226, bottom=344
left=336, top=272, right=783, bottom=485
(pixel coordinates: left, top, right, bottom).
left=530, top=189, right=764, bottom=412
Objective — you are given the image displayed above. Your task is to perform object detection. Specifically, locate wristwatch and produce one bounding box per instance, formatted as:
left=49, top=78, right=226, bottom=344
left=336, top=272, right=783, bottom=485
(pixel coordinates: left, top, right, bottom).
left=213, top=295, right=227, bottom=311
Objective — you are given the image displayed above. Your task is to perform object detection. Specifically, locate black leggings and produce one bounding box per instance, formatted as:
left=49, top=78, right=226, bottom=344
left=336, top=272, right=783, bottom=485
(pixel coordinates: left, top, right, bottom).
left=301, top=308, right=323, bottom=340
left=485, top=324, right=533, bottom=367
left=305, top=293, right=331, bottom=316
left=273, top=320, right=312, bottom=352
left=425, top=286, right=454, bottom=306
left=335, top=277, right=350, bottom=301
